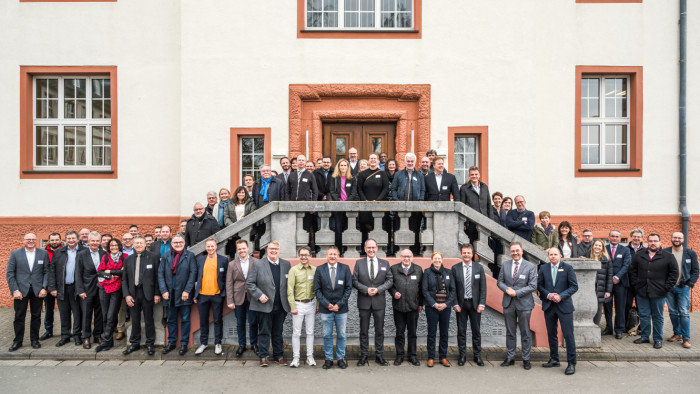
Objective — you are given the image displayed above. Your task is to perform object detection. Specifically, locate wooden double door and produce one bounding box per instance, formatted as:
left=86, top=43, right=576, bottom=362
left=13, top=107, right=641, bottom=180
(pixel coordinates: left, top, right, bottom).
left=323, top=123, right=396, bottom=164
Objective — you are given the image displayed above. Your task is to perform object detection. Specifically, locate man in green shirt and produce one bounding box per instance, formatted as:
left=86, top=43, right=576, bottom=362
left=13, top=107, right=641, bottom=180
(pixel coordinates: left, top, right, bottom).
left=287, top=246, right=318, bottom=368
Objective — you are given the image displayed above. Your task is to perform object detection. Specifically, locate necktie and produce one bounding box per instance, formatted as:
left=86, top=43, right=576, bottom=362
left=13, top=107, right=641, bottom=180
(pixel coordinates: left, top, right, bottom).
left=465, top=264, right=472, bottom=299
left=611, top=245, right=616, bottom=258
left=284, top=172, right=289, bottom=182
left=552, top=265, right=557, bottom=284
left=370, top=259, right=375, bottom=281
left=512, top=261, right=519, bottom=282
left=135, top=254, right=141, bottom=286
left=330, top=266, right=336, bottom=290
left=404, top=266, right=409, bottom=275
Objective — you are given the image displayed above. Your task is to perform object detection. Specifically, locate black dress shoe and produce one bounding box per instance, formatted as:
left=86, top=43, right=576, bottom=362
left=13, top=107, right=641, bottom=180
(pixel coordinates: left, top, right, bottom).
left=147, top=345, right=155, bottom=355
left=542, top=359, right=561, bottom=368
left=162, top=344, right=176, bottom=354
left=338, top=359, right=347, bottom=369
left=56, top=337, right=70, bottom=347
left=458, top=356, right=466, bottom=366
left=31, top=340, right=41, bottom=349
left=122, top=344, right=140, bottom=355
left=74, top=336, right=82, bottom=346
left=393, top=356, right=404, bottom=366
left=357, top=356, right=368, bottom=366
left=523, top=360, right=531, bottom=370
left=235, top=347, right=245, bottom=357
left=94, top=336, right=103, bottom=344
left=95, top=344, right=106, bottom=353
left=653, top=341, right=663, bottom=349
left=408, top=357, right=420, bottom=366
left=253, top=344, right=259, bottom=356
left=323, top=359, right=333, bottom=369
left=375, top=356, right=389, bottom=366
left=634, top=338, right=650, bottom=344
left=500, top=358, right=514, bottom=367
left=601, top=330, right=613, bottom=336
left=39, top=331, right=53, bottom=341
left=615, top=333, right=623, bottom=339
left=474, top=356, right=484, bottom=367
left=178, top=346, right=188, bottom=355
left=565, top=364, right=576, bottom=375
left=8, top=342, right=22, bottom=352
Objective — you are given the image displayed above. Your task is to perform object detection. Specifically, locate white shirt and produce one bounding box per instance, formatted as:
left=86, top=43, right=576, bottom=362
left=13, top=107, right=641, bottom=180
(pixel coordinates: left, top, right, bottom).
left=471, top=181, right=480, bottom=195
left=435, top=173, right=443, bottom=191
left=561, top=241, right=572, bottom=258
left=511, top=259, right=523, bottom=279
left=268, top=257, right=279, bottom=266
left=25, top=249, right=36, bottom=271
left=367, top=257, right=378, bottom=277
left=240, top=257, right=250, bottom=279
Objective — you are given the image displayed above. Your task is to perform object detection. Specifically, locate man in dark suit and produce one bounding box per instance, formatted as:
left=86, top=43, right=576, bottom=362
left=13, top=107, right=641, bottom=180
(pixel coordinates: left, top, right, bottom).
left=497, top=242, right=537, bottom=369
left=286, top=155, right=319, bottom=202
left=6, top=233, right=49, bottom=351
left=314, top=246, right=353, bottom=369
left=460, top=166, right=494, bottom=243
left=75, top=231, right=105, bottom=349
left=122, top=235, right=161, bottom=355
left=348, top=147, right=360, bottom=176
left=664, top=232, right=699, bottom=348
left=625, top=228, right=646, bottom=333
left=40, top=232, right=62, bottom=341
left=452, top=243, right=487, bottom=367
left=226, top=239, right=259, bottom=357
left=353, top=238, right=394, bottom=366
left=149, top=225, right=172, bottom=258
left=313, top=156, right=334, bottom=201
left=538, top=248, right=578, bottom=375
left=246, top=241, right=291, bottom=367
left=505, top=195, right=535, bottom=241
left=389, top=249, right=423, bottom=366
left=275, top=156, right=292, bottom=185
left=604, top=230, right=632, bottom=339
left=391, top=153, right=425, bottom=255
left=48, top=230, right=84, bottom=346
left=424, top=156, right=459, bottom=202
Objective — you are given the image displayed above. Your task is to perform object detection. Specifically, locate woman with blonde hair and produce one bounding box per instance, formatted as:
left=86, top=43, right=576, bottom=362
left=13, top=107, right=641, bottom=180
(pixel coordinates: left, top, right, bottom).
left=590, top=239, right=613, bottom=326
left=422, top=251, right=455, bottom=367
left=328, top=158, right=358, bottom=255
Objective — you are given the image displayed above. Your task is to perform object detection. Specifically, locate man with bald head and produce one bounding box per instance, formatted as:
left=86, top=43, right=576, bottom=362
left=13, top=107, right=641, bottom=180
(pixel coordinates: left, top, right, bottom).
left=75, top=231, right=106, bottom=349
left=348, top=147, right=360, bottom=176
left=286, top=155, right=318, bottom=202
left=185, top=202, right=220, bottom=248
left=6, top=233, right=49, bottom=351
left=79, top=228, right=90, bottom=248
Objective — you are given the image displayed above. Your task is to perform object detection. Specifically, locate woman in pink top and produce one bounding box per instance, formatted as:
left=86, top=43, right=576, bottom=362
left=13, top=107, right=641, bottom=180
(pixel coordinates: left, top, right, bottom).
left=329, top=158, right=358, bottom=256
left=95, top=238, right=125, bottom=352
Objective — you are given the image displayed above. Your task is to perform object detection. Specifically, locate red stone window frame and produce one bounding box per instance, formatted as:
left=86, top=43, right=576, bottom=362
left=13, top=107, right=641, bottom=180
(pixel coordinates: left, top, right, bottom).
left=230, top=128, right=271, bottom=189
left=297, top=0, right=422, bottom=39
left=447, top=126, right=489, bottom=185
left=574, top=66, right=643, bottom=178
left=19, top=66, right=118, bottom=179
left=576, top=1, right=642, bottom=3
left=20, top=0, right=116, bottom=2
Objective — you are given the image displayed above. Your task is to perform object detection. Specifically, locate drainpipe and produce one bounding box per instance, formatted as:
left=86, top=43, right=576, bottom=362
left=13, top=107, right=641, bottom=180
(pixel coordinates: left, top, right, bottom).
left=679, top=0, right=689, bottom=248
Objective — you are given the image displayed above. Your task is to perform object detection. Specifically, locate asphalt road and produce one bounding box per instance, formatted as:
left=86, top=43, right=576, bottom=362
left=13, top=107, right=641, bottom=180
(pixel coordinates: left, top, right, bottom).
left=0, top=360, right=698, bottom=393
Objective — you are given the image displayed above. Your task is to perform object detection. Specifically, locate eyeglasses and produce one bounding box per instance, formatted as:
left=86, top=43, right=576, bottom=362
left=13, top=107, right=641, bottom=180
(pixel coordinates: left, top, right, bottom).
left=268, top=247, right=279, bottom=251
left=172, top=241, right=185, bottom=244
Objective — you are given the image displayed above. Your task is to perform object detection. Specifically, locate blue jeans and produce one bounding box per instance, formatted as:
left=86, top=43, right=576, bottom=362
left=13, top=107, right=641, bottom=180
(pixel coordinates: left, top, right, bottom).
left=636, top=295, right=665, bottom=343
left=667, top=286, right=691, bottom=339
left=166, top=298, right=191, bottom=346
left=425, top=306, right=451, bottom=360
left=321, top=312, right=347, bottom=361
left=234, top=297, right=258, bottom=348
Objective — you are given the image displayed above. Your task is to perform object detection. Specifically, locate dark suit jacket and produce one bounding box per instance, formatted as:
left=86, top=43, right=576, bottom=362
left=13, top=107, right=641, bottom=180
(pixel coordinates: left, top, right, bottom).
left=349, top=160, right=360, bottom=176
left=253, top=176, right=286, bottom=208
left=48, top=244, right=84, bottom=300
left=276, top=171, right=292, bottom=186
left=389, top=263, right=424, bottom=312
left=157, top=249, right=197, bottom=307
left=75, top=248, right=106, bottom=298
left=149, top=239, right=171, bottom=258
left=451, top=261, right=487, bottom=310
left=425, top=172, right=460, bottom=201
left=246, top=257, right=291, bottom=313
left=6, top=248, right=49, bottom=297
left=460, top=181, right=493, bottom=218
left=194, top=254, right=228, bottom=299
left=505, top=209, right=536, bottom=240
left=353, top=257, right=393, bottom=310
left=328, top=176, right=358, bottom=201
left=286, top=170, right=319, bottom=202
left=314, top=262, right=353, bottom=314
left=226, top=256, right=257, bottom=306
left=662, top=247, right=699, bottom=288
left=185, top=213, right=220, bottom=248
left=313, top=167, right=333, bottom=200
left=606, top=243, right=632, bottom=287
left=537, top=262, right=578, bottom=314
left=122, top=250, right=161, bottom=301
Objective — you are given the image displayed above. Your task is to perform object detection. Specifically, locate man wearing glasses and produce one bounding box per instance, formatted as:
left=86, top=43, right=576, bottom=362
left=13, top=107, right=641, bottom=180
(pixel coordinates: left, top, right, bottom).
left=389, top=249, right=423, bottom=366
left=115, top=233, right=135, bottom=340
left=6, top=233, right=49, bottom=351
left=287, top=247, right=317, bottom=367
left=185, top=202, right=220, bottom=248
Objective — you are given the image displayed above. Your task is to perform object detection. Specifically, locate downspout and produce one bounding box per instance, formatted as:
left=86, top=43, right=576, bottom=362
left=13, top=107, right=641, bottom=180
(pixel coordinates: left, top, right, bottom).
left=679, top=0, right=689, bottom=247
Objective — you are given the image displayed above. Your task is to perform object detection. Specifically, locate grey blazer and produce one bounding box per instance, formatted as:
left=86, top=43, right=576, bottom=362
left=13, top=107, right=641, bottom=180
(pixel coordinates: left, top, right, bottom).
left=352, top=257, right=393, bottom=310
left=246, top=257, right=291, bottom=313
left=497, top=259, right=537, bottom=310
left=6, top=248, right=49, bottom=297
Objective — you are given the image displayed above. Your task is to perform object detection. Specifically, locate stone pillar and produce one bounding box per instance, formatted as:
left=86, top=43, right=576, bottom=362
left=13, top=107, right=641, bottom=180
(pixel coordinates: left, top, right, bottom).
left=343, top=211, right=362, bottom=258
left=271, top=212, right=297, bottom=259
left=368, top=211, right=388, bottom=257
left=315, top=211, right=334, bottom=256
left=420, top=212, right=434, bottom=257
left=394, top=211, right=414, bottom=252
left=567, top=259, right=602, bottom=348
left=473, top=224, right=495, bottom=264
left=433, top=212, right=459, bottom=258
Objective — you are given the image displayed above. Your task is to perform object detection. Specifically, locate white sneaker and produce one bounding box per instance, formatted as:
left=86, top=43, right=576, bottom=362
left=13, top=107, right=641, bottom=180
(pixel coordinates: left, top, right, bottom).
left=195, top=344, right=207, bottom=355
left=214, top=344, right=222, bottom=355
left=290, top=358, right=300, bottom=368
left=306, top=356, right=316, bottom=366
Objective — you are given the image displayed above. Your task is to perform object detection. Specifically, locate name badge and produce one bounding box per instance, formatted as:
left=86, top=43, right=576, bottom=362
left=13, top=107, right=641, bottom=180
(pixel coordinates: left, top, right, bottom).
left=686, top=259, right=691, bottom=263
left=412, top=177, right=417, bottom=181
left=410, top=275, right=417, bottom=280
left=522, top=218, right=527, bottom=222
left=617, top=254, right=622, bottom=258
left=375, top=175, right=381, bottom=178
left=445, top=275, right=450, bottom=280
left=558, top=269, right=564, bottom=272
left=220, top=267, right=224, bottom=272
left=308, top=275, right=314, bottom=280
left=302, top=178, right=308, bottom=183
left=146, top=264, right=153, bottom=269
left=475, top=274, right=480, bottom=279
left=381, top=266, right=386, bottom=271
left=38, top=260, right=44, bottom=265
left=519, top=274, right=525, bottom=279
left=442, top=186, right=448, bottom=190
left=285, top=274, right=289, bottom=278
left=338, top=280, right=344, bottom=285
left=346, top=183, right=352, bottom=187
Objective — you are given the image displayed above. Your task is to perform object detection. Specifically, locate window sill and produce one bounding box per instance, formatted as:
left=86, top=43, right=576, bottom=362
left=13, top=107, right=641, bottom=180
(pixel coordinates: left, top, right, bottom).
left=23, top=170, right=114, bottom=174
left=578, top=168, right=639, bottom=172
left=576, top=167, right=642, bottom=178
left=21, top=170, right=116, bottom=179
left=300, top=29, right=419, bottom=33
left=298, top=29, right=421, bottom=39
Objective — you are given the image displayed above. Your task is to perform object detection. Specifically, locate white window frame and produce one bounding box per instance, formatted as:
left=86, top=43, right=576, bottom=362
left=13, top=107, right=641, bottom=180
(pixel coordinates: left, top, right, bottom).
left=32, top=75, right=111, bottom=170
left=581, top=75, right=631, bottom=169
left=453, top=134, right=479, bottom=185
left=305, top=0, right=414, bottom=30
left=239, top=136, right=265, bottom=182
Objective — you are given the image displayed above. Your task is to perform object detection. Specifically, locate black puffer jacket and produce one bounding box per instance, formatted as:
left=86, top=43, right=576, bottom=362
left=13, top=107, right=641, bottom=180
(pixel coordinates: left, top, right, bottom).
left=595, top=255, right=613, bottom=303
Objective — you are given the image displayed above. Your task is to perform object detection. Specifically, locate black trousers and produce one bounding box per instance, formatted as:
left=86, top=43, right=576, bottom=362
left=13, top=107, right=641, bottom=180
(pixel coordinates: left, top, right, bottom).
left=197, top=294, right=224, bottom=345
left=603, top=283, right=627, bottom=334
left=98, top=287, right=122, bottom=344
left=81, top=292, right=103, bottom=340
left=456, top=301, right=482, bottom=357
left=393, top=310, right=418, bottom=358
left=256, top=309, right=287, bottom=359
left=545, top=306, right=577, bottom=365
left=43, top=292, right=56, bottom=333
left=13, top=288, right=43, bottom=343
left=130, top=287, right=155, bottom=346
left=408, top=212, right=423, bottom=254
left=625, top=285, right=638, bottom=331
left=57, top=284, right=82, bottom=339
left=359, top=308, right=386, bottom=357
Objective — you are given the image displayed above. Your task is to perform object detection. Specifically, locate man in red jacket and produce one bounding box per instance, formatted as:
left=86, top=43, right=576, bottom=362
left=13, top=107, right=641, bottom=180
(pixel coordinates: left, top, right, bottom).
left=40, top=232, right=62, bottom=341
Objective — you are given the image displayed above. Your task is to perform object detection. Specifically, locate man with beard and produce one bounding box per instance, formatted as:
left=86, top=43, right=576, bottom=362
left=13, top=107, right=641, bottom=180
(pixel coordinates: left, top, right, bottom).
left=663, top=232, right=699, bottom=349
left=40, top=232, right=62, bottom=341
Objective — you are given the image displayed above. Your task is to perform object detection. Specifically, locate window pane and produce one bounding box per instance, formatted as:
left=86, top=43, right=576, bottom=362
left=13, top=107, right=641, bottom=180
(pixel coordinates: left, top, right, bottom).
left=589, top=146, right=599, bottom=165
left=242, top=155, right=252, bottom=168
left=324, top=0, right=337, bottom=11
left=372, top=137, right=382, bottom=153
left=103, top=99, right=111, bottom=118
left=92, top=147, right=103, bottom=166
left=455, top=169, right=465, bottom=185
left=397, top=12, right=411, bottom=27
left=241, top=138, right=252, bottom=153
left=323, top=12, right=337, bottom=27
left=382, top=0, right=395, bottom=11
left=92, top=127, right=103, bottom=145
left=346, top=0, right=358, bottom=11
left=399, top=0, right=412, bottom=11
left=76, top=126, right=86, bottom=145
left=381, top=12, right=395, bottom=27
left=65, top=147, right=75, bottom=165
left=104, top=147, right=111, bottom=165
left=104, top=127, right=111, bottom=145
left=254, top=154, right=264, bottom=167
left=454, top=136, right=464, bottom=152
left=308, top=0, right=321, bottom=11
left=93, top=100, right=103, bottom=119
left=454, top=153, right=464, bottom=169
left=92, top=79, right=103, bottom=99
left=336, top=138, right=346, bottom=153
left=362, top=0, right=374, bottom=10
left=253, top=137, right=264, bottom=153
left=345, top=12, right=358, bottom=27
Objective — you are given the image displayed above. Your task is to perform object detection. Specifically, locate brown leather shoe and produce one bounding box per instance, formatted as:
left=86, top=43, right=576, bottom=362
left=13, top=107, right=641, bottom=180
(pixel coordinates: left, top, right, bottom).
left=439, top=359, right=451, bottom=367
left=276, top=357, right=289, bottom=366
left=683, top=339, right=692, bottom=348
left=115, top=332, right=125, bottom=340
left=259, top=358, right=268, bottom=367
left=82, top=338, right=91, bottom=349
left=426, top=359, right=434, bottom=367
left=668, top=334, right=682, bottom=342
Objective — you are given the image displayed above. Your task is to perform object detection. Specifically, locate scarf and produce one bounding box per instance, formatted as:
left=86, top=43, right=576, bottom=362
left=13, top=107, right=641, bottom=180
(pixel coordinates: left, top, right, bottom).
left=544, top=224, right=554, bottom=236
left=260, top=176, right=273, bottom=202
left=431, top=265, right=447, bottom=302
left=110, top=252, right=122, bottom=265
left=171, top=249, right=182, bottom=275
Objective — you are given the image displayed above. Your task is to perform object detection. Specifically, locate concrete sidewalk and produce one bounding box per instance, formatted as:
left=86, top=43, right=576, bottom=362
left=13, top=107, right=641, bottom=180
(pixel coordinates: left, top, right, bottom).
left=1, top=307, right=698, bottom=362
